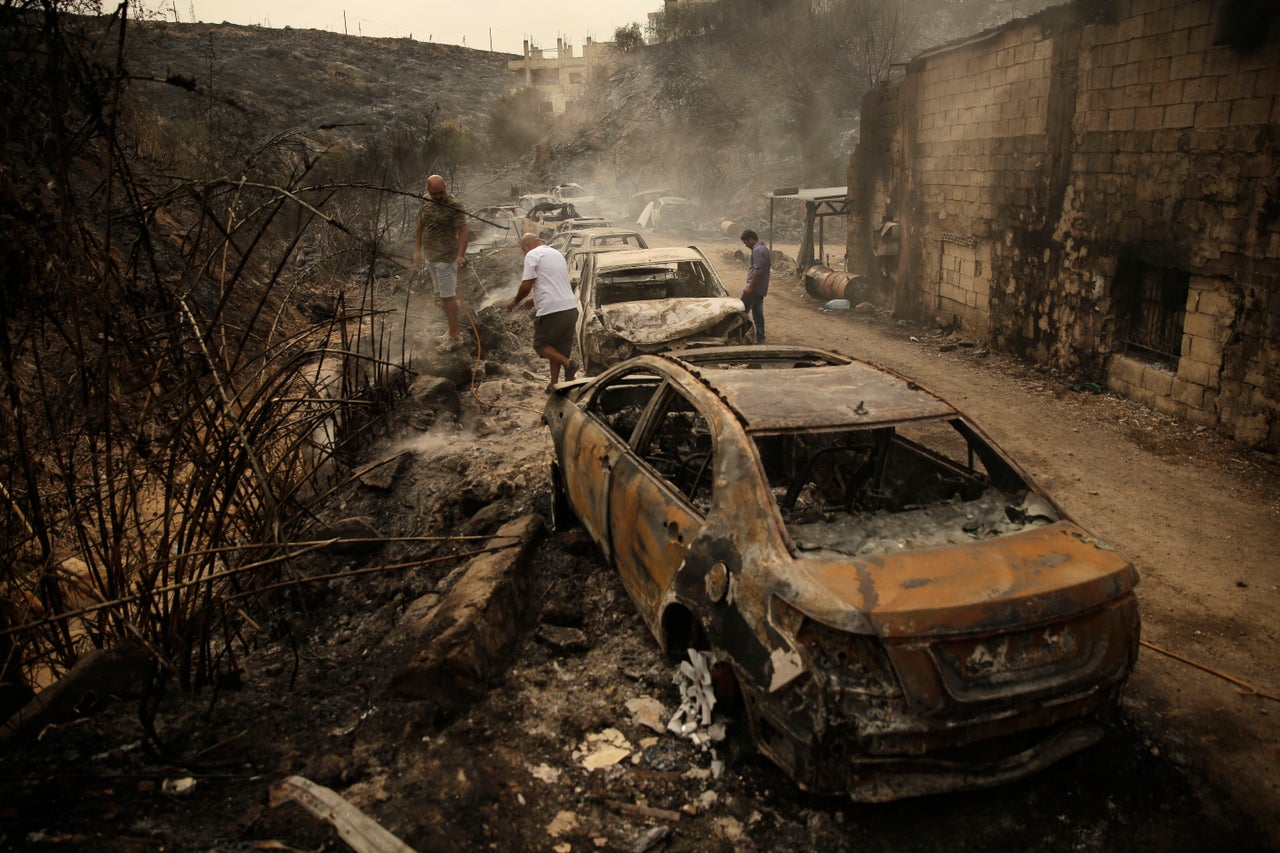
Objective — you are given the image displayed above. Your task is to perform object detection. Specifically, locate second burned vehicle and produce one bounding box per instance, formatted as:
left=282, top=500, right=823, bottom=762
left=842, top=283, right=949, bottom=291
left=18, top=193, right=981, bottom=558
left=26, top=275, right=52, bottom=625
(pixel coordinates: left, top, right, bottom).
left=543, top=346, right=1141, bottom=801
left=574, top=246, right=754, bottom=374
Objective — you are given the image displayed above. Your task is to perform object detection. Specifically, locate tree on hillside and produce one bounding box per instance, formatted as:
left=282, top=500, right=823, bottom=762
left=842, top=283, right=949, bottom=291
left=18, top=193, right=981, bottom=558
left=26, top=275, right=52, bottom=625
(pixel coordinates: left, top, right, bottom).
left=613, top=22, right=645, bottom=52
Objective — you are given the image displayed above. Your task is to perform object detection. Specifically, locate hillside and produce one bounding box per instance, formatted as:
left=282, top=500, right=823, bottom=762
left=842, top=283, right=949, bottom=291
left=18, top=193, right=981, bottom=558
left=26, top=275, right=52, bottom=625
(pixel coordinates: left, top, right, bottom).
left=124, top=21, right=514, bottom=157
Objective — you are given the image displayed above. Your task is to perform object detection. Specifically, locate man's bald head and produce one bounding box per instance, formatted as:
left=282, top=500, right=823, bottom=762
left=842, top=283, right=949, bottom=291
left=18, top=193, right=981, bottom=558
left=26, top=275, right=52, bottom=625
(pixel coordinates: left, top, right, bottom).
left=427, top=175, right=447, bottom=199
left=520, top=233, right=543, bottom=252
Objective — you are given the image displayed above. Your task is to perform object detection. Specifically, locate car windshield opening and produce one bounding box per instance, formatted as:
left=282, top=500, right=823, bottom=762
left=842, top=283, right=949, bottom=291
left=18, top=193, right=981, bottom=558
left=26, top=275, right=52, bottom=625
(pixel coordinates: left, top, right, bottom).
left=752, top=419, right=1059, bottom=559
left=596, top=263, right=724, bottom=305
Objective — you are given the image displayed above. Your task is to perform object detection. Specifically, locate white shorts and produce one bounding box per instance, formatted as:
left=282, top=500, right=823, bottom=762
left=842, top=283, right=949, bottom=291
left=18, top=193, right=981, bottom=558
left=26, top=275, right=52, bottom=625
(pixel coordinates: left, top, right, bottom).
left=425, top=260, right=458, bottom=298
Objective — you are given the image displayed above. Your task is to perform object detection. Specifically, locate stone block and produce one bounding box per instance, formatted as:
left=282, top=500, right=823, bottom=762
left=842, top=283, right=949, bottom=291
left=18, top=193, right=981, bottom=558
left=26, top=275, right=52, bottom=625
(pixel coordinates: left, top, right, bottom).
left=1231, top=98, right=1272, bottom=127
left=1185, top=333, right=1224, bottom=363
left=1149, top=79, right=1182, bottom=105
left=1169, top=52, right=1204, bottom=80
left=1157, top=28, right=1190, bottom=59
left=1173, top=2, right=1211, bottom=30
left=1135, top=106, right=1165, bottom=130
left=1230, top=413, right=1272, bottom=447
left=1138, top=56, right=1171, bottom=86
left=1163, top=103, right=1195, bottom=128
left=1184, top=405, right=1219, bottom=428
left=1189, top=285, right=1234, bottom=317
left=1114, top=14, right=1144, bottom=42
left=1194, top=100, right=1230, bottom=128
left=1141, top=363, right=1176, bottom=396
left=1182, top=310, right=1219, bottom=339
left=1113, top=62, right=1140, bottom=87
left=1108, top=108, right=1137, bottom=132
left=1152, top=395, right=1188, bottom=419
left=1171, top=377, right=1206, bottom=407
left=1177, top=357, right=1219, bottom=386
left=1216, top=70, right=1258, bottom=100
left=1108, top=354, right=1146, bottom=387
left=1182, top=76, right=1217, bottom=102
left=1142, top=11, right=1174, bottom=36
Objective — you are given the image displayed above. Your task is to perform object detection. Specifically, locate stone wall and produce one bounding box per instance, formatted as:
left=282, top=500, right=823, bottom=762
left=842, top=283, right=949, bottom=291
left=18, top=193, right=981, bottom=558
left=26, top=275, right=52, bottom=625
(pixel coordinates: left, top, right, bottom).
left=851, top=0, right=1280, bottom=450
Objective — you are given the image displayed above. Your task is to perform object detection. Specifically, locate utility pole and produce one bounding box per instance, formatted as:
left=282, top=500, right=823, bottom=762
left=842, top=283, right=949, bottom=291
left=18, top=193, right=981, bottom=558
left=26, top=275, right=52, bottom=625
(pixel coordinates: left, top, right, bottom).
left=489, top=28, right=493, bottom=52
left=343, top=11, right=348, bottom=35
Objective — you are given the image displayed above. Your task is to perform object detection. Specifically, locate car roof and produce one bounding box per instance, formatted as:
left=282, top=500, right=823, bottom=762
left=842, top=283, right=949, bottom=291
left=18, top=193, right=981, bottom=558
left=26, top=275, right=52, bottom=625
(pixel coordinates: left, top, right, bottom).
left=592, top=247, right=706, bottom=269
left=574, top=227, right=642, bottom=237
left=666, top=346, right=958, bottom=431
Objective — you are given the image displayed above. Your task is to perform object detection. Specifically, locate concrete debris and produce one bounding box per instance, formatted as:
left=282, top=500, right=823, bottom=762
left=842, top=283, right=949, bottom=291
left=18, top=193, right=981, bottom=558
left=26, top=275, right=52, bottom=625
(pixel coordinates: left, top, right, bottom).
left=576, top=728, right=632, bottom=770
left=528, top=763, right=561, bottom=784
left=625, top=695, right=668, bottom=734
left=547, top=811, right=580, bottom=838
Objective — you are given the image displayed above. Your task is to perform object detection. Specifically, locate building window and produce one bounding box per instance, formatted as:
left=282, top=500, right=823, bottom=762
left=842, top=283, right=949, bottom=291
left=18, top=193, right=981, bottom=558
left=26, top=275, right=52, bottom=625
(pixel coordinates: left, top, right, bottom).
left=1113, top=260, right=1189, bottom=366
left=569, top=72, right=583, bottom=84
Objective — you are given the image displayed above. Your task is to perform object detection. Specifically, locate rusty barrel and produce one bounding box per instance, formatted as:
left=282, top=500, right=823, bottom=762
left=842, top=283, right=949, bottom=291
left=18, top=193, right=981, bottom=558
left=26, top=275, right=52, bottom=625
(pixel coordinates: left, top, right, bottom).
left=803, top=264, right=867, bottom=302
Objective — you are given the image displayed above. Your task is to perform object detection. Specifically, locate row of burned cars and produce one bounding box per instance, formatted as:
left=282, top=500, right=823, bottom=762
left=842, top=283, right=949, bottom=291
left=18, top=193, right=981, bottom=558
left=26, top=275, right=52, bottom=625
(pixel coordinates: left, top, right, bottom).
left=504, top=217, right=1144, bottom=802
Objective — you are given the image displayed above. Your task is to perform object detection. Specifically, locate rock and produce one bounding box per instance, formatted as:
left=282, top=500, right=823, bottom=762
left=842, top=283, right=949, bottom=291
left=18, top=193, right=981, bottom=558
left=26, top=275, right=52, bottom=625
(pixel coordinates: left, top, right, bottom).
left=316, top=516, right=384, bottom=553
left=356, top=452, right=407, bottom=491
left=854, top=301, right=876, bottom=314
left=408, top=375, right=462, bottom=417
left=388, top=515, right=546, bottom=703
left=536, top=623, right=590, bottom=653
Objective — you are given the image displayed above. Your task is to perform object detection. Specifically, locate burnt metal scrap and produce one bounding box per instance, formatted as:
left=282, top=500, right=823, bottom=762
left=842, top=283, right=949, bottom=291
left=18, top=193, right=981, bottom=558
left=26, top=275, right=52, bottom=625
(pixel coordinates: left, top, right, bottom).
left=543, top=345, right=1140, bottom=801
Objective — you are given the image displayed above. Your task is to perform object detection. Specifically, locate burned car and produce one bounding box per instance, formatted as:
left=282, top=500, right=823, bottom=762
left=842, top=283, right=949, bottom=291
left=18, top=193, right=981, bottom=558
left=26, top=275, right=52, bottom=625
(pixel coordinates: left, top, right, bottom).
left=574, top=247, right=753, bottom=374
left=522, top=201, right=581, bottom=239
left=543, top=346, right=1140, bottom=801
left=549, top=226, right=649, bottom=257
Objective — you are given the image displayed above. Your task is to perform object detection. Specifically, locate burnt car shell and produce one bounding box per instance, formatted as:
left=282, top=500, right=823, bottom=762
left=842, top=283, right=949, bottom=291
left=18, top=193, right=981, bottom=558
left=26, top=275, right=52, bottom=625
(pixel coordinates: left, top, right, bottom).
left=543, top=345, right=1140, bottom=801
left=575, top=247, right=753, bottom=374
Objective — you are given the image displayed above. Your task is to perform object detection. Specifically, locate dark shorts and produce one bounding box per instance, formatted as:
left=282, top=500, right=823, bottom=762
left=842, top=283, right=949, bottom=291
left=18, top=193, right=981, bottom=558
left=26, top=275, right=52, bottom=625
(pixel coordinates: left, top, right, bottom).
left=534, top=308, right=577, bottom=358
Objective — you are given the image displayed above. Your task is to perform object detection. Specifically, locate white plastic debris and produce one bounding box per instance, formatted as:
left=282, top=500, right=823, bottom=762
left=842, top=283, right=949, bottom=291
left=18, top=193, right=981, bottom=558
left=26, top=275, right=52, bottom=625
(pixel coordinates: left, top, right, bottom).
left=667, top=648, right=726, bottom=753
left=823, top=298, right=852, bottom=311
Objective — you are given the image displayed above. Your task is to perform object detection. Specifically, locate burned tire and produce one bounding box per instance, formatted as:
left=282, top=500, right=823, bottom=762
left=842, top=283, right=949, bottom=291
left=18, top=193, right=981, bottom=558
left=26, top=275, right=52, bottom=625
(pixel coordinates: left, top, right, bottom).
left=550, top=461, right=579, bottom=531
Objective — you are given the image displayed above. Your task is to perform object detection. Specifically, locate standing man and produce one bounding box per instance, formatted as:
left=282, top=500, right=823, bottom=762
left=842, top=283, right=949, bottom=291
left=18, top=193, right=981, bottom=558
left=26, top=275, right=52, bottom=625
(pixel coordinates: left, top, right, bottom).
left=413, top=174, right=469, bottom=352
left=508, top=233, right=578, bottom=390
left=740, top=228, right=771, bottom=343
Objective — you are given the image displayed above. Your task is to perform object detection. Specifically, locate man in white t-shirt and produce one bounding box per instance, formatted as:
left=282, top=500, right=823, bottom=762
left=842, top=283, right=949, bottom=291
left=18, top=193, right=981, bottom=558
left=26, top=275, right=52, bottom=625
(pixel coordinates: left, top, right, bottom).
left=508, top=233, right=579, bottom=389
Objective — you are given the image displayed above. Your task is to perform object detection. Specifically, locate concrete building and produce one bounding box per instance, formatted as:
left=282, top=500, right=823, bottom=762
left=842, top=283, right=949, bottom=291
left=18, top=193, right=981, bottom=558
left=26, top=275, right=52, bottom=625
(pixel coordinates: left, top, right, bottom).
left=508, top=38, right=617, bottom=115
left=847, top=0, right=1280, bottom=451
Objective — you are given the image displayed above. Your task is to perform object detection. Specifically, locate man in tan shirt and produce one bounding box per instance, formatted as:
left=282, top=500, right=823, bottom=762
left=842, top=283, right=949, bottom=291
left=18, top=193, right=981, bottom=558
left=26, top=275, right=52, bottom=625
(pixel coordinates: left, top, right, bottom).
left=412, top=174, right=469, bottom=352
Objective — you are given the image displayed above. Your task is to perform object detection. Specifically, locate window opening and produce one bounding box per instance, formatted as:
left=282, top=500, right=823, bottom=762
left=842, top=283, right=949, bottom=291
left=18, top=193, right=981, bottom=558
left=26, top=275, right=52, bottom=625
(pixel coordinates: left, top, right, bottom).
left=1114, top=260, right=1189, bottom=366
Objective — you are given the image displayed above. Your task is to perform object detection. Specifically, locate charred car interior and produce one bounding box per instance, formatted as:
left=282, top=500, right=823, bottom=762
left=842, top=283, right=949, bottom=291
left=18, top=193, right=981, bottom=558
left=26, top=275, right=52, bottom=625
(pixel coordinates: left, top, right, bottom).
left=544, top=345, right=1141, bottom=801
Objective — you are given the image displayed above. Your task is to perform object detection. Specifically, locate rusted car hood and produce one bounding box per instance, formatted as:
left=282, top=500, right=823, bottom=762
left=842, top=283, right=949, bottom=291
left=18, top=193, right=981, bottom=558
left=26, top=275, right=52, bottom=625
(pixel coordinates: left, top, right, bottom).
left=596, top=297, right=746, bottom=344
left=796, top=522, right=1138, bottom=637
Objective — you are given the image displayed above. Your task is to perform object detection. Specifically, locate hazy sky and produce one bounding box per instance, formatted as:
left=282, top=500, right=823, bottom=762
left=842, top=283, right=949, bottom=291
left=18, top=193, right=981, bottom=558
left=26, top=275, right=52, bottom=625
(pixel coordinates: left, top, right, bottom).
left=181, top=0, right=658, bottom=55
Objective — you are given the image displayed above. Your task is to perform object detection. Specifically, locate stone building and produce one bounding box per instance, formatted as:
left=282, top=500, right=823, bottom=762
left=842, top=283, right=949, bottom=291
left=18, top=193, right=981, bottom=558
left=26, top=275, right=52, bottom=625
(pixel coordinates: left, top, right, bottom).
left=847, top=0, right=1279, bottom=450
left=508, top=38, right=617, bottom=115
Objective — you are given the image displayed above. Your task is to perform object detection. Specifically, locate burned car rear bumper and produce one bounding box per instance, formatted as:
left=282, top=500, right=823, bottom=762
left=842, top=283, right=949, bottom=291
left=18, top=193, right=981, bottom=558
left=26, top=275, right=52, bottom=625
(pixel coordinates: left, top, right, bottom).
left=736, top=595, right=1140, bottom=801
